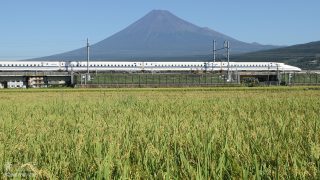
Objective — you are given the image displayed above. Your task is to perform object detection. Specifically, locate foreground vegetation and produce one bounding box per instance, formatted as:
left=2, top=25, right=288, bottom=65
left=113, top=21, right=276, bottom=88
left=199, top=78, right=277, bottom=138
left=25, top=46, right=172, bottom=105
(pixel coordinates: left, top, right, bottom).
left=0, top=87, right=320, bottom=178
left=75, top=72, right=320, bottom=86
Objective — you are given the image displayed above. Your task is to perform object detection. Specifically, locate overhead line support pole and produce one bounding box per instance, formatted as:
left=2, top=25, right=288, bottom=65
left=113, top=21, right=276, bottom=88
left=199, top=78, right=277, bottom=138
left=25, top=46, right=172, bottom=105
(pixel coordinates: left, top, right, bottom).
left=86, top=38, right=90, bottom=82
left=87, top=38, right=90, bottom=74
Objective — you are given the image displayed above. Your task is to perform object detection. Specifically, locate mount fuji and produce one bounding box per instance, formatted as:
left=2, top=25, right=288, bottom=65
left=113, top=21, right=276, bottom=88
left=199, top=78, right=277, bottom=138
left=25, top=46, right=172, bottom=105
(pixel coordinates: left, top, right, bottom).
left=36, top=10, right=279, bottom=61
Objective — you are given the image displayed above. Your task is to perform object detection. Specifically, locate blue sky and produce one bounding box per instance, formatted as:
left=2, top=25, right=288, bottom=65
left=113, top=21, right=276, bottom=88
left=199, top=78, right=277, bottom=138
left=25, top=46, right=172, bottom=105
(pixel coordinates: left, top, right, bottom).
left=0, top=0, right=319, bottom=60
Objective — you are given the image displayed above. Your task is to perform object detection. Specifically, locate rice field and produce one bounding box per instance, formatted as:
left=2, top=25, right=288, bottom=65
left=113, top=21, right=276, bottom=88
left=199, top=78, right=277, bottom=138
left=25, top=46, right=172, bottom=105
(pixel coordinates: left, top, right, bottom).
left=0, top=87, right=320, bottom=179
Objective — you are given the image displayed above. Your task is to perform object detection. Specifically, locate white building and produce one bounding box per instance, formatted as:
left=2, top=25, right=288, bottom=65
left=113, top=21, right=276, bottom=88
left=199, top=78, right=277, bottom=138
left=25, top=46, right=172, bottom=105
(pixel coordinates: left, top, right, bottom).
left=7, top=80, right=26, bottom=88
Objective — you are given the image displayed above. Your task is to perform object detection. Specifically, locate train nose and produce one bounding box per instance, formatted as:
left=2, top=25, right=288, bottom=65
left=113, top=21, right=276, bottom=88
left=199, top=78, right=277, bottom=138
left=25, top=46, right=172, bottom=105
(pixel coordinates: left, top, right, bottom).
left=284, top=65, right=301, bottom=72
left=295, top=67, right=302, bottom=72
left=291, top=66, right=301, bottom=72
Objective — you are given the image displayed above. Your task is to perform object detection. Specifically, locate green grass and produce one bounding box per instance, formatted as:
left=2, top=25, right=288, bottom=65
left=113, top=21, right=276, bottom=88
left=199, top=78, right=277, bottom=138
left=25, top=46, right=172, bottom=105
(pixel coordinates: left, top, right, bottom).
left=0, top=87, right=320, bottom=179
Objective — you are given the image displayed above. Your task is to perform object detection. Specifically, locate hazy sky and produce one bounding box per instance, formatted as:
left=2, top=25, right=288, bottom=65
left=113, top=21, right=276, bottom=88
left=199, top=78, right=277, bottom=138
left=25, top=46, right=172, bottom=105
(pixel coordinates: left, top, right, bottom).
left=0, top=0, right=319, bottom=60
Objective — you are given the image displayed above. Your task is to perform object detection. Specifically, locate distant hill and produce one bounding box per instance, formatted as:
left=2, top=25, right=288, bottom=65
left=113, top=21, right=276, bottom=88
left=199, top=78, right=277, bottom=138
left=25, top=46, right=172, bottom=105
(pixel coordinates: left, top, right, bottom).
left=233, top=41, right=320, bottom=70
left=34, top=10, right=279, bottom=61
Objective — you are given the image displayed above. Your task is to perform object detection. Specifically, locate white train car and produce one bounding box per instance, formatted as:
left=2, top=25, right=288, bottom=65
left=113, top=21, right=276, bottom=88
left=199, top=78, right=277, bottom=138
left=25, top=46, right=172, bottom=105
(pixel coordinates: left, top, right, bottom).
left=0, top=61, right=301, bottom=72
left=0, top=61, right=66, bottom=71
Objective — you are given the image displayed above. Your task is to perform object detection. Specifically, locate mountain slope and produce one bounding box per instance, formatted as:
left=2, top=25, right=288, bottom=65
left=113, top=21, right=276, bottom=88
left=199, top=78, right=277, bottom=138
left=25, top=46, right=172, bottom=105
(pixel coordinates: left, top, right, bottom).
left=36, top=10, right=279, bottom=60
left=233, top=41, right=320, bottom=69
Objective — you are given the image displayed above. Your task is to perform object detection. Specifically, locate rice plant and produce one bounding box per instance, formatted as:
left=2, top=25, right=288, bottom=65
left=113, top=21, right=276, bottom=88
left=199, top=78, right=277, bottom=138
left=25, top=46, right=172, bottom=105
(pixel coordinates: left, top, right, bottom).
left=0, top=87, right=319, bottom=179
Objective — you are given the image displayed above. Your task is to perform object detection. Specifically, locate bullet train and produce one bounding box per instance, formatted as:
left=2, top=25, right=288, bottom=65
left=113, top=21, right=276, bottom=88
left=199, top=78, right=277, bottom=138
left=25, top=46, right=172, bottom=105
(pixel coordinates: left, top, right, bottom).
left=0, top=61, right=301, bottom=72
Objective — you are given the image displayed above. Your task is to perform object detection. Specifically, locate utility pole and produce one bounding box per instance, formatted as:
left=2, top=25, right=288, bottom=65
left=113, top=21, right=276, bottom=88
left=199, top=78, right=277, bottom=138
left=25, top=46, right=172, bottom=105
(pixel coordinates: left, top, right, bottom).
left=224, top=41, right=230, bottom=81
left=277, top=64, right=280, bottom=86
left=86, top=38, right=90, bottom=82
left=213, top=40, right=216, bottom=63
left=267, top=63, right=270, bottom=86
left=213, top=40, right=216, bottom=72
